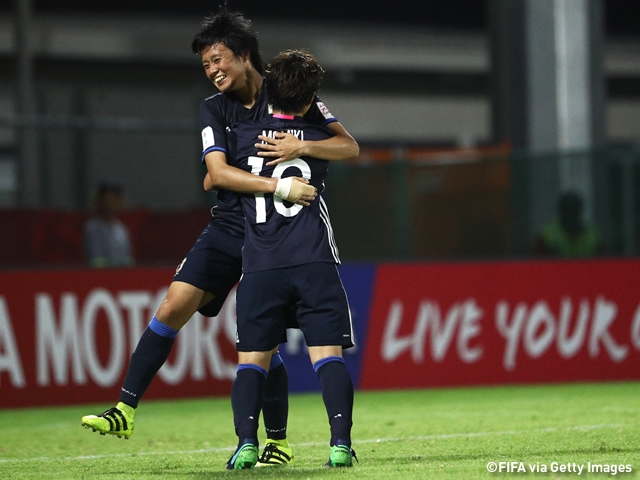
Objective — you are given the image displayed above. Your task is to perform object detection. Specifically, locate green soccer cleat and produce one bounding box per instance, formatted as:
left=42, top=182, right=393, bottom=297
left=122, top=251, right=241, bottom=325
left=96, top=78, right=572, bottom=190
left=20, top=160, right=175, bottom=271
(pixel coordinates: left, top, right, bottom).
left=324, top=444, right=358, bottom=467
left=81, top=402, right=135, bottom=439
left=256, top=438, right=294, bottom=466
left=226, top=443, right=259, bottom=470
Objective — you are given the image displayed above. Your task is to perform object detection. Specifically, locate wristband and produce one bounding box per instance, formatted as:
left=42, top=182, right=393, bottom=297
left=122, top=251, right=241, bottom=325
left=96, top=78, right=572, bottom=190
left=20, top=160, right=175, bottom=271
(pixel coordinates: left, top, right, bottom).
left=275, top=177, right=293, bottom=199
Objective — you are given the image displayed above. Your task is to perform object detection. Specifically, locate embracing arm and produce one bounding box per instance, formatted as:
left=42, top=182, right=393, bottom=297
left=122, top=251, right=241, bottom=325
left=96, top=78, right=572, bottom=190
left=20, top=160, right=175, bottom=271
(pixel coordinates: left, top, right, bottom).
left=204, top=172, right=214, bottom=191
left=256, top=121, right=359, bottom=166
left=203, top=151, right=316, bottom=205
left=205, top=150, right=276, bottom=193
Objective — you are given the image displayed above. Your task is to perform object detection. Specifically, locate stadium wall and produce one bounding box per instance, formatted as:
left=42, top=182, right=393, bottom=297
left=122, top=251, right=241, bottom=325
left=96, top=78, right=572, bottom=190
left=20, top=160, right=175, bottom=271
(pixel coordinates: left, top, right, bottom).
left=1, top=260, right=639, bottom=409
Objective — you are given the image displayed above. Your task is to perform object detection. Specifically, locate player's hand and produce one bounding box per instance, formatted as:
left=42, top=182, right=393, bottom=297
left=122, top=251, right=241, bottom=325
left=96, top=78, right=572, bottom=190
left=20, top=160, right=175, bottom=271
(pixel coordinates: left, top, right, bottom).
left=256, top=132, right=303, bottom=166
left=275, top=177, right=317, bottom=206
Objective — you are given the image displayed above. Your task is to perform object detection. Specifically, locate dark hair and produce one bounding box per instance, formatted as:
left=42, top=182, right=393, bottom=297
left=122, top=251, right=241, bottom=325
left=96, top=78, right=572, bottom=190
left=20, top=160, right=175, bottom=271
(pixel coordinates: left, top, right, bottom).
left=191, top=7, right=264, bottom=75
left=265, top=50, right=324, bottom=114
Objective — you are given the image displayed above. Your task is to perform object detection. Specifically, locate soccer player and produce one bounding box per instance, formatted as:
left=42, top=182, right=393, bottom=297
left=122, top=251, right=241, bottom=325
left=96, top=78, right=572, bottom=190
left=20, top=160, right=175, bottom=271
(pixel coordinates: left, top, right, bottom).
left=225, top=50, right=356, bottom=470
left=81, top=8, right=359, bottom=468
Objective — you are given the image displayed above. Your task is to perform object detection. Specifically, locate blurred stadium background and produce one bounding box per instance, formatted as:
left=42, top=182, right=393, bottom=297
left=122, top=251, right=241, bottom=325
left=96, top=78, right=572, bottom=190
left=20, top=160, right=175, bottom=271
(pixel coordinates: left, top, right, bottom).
left=1, top=0, right=640, bottom=409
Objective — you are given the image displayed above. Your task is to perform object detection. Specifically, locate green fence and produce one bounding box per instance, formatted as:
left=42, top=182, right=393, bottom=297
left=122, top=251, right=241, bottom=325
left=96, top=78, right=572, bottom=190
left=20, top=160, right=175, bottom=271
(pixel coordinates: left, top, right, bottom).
left=324, top=146, right=640, bottom=262
left=3, top=112, right=640, bottom=265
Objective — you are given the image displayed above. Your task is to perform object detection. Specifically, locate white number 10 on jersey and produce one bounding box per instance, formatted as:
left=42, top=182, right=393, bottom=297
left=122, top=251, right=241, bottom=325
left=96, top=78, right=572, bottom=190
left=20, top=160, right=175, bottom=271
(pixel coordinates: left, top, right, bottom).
left=248, top=156, right=312, bottom=224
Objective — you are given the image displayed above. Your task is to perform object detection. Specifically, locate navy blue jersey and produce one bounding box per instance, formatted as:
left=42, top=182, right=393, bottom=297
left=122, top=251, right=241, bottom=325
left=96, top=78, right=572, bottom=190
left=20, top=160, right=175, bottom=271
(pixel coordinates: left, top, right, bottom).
left=198, top=85, right=337, bottom=238
left=227, top=115, right=340, bottom=272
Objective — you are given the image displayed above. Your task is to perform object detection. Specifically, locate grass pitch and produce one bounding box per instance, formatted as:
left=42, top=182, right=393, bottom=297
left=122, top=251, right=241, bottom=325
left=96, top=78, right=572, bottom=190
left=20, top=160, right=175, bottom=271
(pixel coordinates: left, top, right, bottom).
left=0, top=382, right=638, bottom=479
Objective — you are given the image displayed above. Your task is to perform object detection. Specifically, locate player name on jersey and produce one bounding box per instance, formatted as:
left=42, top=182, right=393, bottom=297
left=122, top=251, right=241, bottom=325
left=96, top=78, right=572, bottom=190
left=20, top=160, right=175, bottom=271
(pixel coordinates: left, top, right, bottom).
left=261, top=129, right=304, bottom=141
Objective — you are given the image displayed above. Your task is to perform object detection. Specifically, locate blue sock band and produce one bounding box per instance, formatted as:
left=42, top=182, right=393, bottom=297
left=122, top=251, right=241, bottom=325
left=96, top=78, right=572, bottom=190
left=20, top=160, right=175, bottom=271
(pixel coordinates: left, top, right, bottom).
left=148, top=315, right=179, bottom=339
left=238, top=363, right=268, bottom=378
left=313, top=356, right=344, bottom=373
left=269, top=353, right=283, bottom=370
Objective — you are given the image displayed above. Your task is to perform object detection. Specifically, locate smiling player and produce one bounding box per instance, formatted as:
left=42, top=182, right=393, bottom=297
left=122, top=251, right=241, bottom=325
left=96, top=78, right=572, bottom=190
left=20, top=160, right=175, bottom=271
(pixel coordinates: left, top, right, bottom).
left=81, top=8, right=359, bottom=469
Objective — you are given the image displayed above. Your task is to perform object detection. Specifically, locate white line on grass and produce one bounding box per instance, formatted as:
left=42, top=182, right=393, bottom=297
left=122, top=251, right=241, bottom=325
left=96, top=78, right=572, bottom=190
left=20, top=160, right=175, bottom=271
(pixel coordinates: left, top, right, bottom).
left=295, top=423, right=627, bottom=447
left=0, top=423, right=625, bottom=464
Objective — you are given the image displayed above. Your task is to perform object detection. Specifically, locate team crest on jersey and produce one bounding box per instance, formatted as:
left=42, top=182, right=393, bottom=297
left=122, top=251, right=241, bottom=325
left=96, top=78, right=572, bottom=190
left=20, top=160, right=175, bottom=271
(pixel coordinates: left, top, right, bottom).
left=175, top=257, right=187, bottom=274
left=316, top=101, right=332, bottom=120
left=201, top=126, right=215, bottom=151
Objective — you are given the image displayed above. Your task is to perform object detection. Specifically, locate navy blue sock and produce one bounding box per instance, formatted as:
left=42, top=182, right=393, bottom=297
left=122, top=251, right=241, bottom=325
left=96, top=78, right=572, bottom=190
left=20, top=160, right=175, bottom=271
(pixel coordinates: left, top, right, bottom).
left=119, top=316, right=178, bottom=408
left=314, top=356, right=354, bottom=447
left=232, top=364, right=267, bottom=446
left=262, top=354, right=289, bottom=440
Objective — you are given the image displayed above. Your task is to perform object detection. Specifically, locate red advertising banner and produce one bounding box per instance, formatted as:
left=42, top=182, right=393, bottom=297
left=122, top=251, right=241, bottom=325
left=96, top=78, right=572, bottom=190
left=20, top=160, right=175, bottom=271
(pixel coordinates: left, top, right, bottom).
left=3, top=259, right=640, bottom=408
left=0, top=268, right=237, bottom=408
left=360, top=259, right=640, bottom=389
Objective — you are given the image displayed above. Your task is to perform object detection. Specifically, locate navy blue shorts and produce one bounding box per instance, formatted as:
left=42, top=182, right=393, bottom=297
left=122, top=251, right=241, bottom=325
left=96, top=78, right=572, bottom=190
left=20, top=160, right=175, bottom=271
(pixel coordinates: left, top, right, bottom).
left=173, top=221, right=243, bottom=317
left=235, top=262, right=354, bottom=352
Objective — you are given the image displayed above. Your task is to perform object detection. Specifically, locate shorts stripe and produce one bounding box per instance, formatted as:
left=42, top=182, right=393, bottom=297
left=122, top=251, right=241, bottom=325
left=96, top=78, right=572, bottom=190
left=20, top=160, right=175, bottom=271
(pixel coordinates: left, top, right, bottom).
left=334, top=264, right=355, bottom=345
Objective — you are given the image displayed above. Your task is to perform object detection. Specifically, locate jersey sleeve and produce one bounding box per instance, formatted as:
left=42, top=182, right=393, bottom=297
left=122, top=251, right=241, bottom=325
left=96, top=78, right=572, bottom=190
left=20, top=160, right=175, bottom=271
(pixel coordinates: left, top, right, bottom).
left=303, top=95, right=338, bottom=127
left=198, top=96, right=229, bottom=164
left=225, top=126, right=239, bottom=168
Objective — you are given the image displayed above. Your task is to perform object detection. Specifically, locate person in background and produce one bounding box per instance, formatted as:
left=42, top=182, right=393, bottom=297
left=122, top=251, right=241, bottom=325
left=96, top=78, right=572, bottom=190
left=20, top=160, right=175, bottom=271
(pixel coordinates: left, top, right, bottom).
left=83, top=180, right=134, bottom=268
left=533, top=191, right=602, bottom=258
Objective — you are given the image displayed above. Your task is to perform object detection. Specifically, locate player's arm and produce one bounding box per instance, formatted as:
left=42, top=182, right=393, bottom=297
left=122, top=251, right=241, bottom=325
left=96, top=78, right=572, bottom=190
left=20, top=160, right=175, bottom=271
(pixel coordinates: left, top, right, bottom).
left=257, top=121, right=359, bottom=166
left=204, top=150, right=316, bottom=205
left=204, top=171, right=214, bottom=191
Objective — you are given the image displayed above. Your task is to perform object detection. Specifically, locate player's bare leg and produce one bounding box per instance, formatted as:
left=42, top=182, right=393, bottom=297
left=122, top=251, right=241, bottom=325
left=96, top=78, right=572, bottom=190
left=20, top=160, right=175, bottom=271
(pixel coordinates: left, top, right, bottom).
left=156, top=281, right=214, bottom=330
